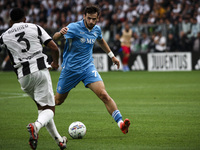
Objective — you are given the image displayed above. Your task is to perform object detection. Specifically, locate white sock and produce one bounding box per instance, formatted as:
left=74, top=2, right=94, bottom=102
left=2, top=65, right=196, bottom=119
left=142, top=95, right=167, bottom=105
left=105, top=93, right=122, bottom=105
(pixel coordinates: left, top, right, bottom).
left=35, top=109, right=54, bottom=133
left=117, top=120, right=123, bottom=128
left=45, top=119, right=63, bottom=143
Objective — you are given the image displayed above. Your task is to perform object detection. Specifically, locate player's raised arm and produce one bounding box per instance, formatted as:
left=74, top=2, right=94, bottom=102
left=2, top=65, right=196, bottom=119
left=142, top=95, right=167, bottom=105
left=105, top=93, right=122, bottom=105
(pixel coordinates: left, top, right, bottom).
left=53, top=27, right=68, bottom=41
left=97, top=38, right=120, bottom=69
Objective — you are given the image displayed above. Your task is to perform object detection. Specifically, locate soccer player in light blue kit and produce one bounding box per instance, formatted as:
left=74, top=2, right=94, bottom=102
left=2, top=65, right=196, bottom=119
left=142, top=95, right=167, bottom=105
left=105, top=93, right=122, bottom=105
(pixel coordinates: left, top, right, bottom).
left=53, top=5, right=130, bottom=134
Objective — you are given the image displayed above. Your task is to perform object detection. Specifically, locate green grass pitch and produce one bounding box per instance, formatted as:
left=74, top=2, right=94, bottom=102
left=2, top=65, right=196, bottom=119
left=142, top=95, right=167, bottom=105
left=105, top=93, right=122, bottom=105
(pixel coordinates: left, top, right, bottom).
left=0, top=71, right=200, bottom=150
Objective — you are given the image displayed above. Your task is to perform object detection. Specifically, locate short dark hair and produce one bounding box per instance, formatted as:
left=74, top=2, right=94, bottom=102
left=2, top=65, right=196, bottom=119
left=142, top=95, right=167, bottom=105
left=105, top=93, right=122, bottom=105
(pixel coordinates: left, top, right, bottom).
left=10, top=8, right=25, bottom=22
left=84, top=5, right=100, bottom=16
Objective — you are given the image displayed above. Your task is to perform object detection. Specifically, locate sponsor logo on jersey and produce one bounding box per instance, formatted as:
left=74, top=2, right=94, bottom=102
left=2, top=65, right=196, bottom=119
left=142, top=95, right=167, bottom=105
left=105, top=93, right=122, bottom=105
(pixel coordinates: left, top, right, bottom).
left=86, top=38, right=95, bottom=44
left=80, top=38, right=96, bottom=44
left=80, top=38, right=86, bottom=43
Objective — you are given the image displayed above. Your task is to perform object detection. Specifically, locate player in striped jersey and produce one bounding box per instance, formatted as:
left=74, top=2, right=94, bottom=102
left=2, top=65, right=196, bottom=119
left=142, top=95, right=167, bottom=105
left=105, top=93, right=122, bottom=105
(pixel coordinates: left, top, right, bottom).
left=0, top=8, right=67, bottom=150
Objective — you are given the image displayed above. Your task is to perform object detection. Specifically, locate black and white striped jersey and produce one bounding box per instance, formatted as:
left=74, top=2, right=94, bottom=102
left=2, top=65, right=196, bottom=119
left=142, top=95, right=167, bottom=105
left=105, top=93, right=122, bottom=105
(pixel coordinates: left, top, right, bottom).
left=0, top=22, right=52, bottom=78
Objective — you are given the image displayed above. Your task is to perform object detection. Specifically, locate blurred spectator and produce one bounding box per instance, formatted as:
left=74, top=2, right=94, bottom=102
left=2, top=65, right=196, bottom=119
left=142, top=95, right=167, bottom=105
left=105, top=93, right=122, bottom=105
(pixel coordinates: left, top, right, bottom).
left=126, top=5, right=139, bottom=24
left=172, top=1, right=182, bottom=14
left=29, top=4, right=39, bottom=17
left=0, top=17, right=8, bottom=32
left=193, top=32, right=200, bottom=52
left=1, top=55, right=9, bottom=70
left=178, top=31, right=190, bottom=51
left=140, top=32, right=150, bottom=53
left=188, top=18, right=200, bottom=39
left=116, top=8, right=126, bottom=22
left=154, top=29, right=167, bottom=52
left=197, top=7, right=200, bottom=24
left=56, top=0, right=65, bottom=10
left=136, top=0, right=150, bottom=23
left=110, top=34, right=121, bottom=56
left=66, top=11, right=76, bottom=23
left=110, top=13, right=122, bottom=37
left=120, top=23, right=132, bottom=71
left=154, top=3, right=166, bottom=19
left=102, top=19, right=111, bottom=43
left=147, top=12, right=156, bottom=24
left=131, top=32, right=141, bottom=53
left=149, top=33, right=156, bottom=52
left=167, top=32, right=178, bottom=52
left=181, top=16, right=192, bottom=38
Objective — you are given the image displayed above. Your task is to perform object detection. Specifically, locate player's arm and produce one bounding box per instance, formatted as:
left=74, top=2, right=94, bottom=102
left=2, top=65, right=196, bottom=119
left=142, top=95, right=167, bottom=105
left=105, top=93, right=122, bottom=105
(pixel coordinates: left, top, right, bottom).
left=97, top=38, right=120, bottom=69
left=53, top=27, right=68, bottom=41
left=46, top=40, right=59, bottom=69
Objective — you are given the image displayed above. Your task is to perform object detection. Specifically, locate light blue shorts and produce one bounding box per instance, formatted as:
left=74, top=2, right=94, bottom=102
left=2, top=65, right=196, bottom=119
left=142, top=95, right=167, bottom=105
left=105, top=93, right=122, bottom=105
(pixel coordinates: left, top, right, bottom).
left=57, top=64, right=102, bottom=94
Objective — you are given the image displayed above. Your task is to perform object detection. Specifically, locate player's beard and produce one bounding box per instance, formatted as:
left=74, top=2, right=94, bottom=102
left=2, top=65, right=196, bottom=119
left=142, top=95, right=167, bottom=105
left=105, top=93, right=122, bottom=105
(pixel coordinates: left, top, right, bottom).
left=85, top=21, right=95, bottom=30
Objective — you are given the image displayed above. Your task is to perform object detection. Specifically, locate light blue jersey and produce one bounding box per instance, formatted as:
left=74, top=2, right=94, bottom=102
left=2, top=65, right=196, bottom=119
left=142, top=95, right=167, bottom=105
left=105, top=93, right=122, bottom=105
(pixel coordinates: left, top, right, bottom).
left=57, top=20, right=103, bottom=94
left=62, top=20, right=102, bottom=71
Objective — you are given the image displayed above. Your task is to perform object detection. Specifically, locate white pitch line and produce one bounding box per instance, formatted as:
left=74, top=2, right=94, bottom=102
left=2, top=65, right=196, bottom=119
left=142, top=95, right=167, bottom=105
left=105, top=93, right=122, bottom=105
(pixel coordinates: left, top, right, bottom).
left=0, top=92, right=24, bottom=96
left=0, top=93, right=28, bottom=100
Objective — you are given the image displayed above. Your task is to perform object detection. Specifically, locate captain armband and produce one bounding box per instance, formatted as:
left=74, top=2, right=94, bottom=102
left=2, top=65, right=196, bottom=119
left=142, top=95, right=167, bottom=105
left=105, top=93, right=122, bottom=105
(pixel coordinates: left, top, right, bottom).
left=108, top=51, right=115, bottom=58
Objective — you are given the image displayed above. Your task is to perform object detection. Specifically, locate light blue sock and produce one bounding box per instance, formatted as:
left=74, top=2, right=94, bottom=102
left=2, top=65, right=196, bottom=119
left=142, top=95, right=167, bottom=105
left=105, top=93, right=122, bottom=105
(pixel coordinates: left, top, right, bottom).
left=112, top=110, right=122, bottom=123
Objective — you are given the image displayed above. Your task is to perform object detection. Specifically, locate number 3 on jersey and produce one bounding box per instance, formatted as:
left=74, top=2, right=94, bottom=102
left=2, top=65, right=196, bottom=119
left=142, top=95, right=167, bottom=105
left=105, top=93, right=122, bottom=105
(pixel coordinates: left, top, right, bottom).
left=15, top=31, right=30, bottom=53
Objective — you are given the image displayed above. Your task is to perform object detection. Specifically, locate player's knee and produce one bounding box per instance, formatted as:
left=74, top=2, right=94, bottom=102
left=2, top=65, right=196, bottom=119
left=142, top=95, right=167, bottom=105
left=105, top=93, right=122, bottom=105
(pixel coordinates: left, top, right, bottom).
left=55, top=99, right=65, bottom=105
left=55, top=92, right=68, bottom=105
left=55, top=96, right=65, bottom=105
left=99, top=90, right=110, bottom=103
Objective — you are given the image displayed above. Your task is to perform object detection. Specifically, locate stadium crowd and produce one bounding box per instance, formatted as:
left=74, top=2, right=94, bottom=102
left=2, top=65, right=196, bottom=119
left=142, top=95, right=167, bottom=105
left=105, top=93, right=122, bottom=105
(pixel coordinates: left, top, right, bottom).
left=0, top=0, right=200, bottom=65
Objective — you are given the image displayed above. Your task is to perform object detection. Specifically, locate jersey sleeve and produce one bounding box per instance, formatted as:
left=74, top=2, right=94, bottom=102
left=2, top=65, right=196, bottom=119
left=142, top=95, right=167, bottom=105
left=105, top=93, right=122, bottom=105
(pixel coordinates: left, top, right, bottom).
left=36, top=25, right=52, bottom=46
left=96, top=25, right=102, bottom=40
left=64, top=23, right=76, bottom=39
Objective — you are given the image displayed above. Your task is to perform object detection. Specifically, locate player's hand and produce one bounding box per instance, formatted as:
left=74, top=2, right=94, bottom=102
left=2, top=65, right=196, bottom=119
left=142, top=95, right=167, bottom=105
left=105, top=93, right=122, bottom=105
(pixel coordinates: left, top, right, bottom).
left=112, top=57, right=120, bottom=69
left=60, top=27, right=68, bottom=35
left=51, top=62, right=59, bottom=70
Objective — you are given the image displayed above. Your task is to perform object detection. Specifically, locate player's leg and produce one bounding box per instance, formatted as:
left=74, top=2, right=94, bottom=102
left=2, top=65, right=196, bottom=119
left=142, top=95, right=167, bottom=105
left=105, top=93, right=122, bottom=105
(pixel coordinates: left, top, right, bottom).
left=45, top=115, right=67, bottom=149
left=122, top=46, right=130, bottom=71
left=19, top=70, right=67, bottom=149
left=82, top=65, right=130, bottom=134
left=27, top=105, right=67, bottom=149
left=55, top=92, right=69, bottom=105
left=36, top=69, right=67, bottom=149
left=87, top=81, right=130, bottom=134
left=87, top=81, right=117, bottom=115
left=55, top=68, right=81, bottom=105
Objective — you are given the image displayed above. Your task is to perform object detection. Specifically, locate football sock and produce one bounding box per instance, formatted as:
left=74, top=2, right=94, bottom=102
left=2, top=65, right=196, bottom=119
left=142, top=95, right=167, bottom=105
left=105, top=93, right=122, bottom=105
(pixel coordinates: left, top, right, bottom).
left=35, top=109, right=54, bottom=133
left=112, top=110, right=123, bottom=128
left=118, top=120, right=123, bottom=128
left=45, top=119, right=63, bottom=143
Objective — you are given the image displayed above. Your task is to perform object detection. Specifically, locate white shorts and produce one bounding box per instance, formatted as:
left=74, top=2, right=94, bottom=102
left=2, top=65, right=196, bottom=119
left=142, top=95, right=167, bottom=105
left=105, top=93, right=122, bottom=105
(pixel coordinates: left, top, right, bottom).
left=18, top=69, right=55, bottom=107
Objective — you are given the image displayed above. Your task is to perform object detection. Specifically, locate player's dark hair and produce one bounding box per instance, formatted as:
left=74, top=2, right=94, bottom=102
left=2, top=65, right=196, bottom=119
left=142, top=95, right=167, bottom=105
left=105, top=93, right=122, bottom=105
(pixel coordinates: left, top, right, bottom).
left=84, top=5, right=100, bottom=16
left=10, top=8, right=25, bottom=22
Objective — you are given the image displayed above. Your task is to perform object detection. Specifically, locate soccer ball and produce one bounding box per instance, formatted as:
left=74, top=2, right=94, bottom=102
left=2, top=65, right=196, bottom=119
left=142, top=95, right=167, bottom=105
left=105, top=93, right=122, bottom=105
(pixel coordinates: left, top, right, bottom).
left=68, top=121, right=86, bottom=139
